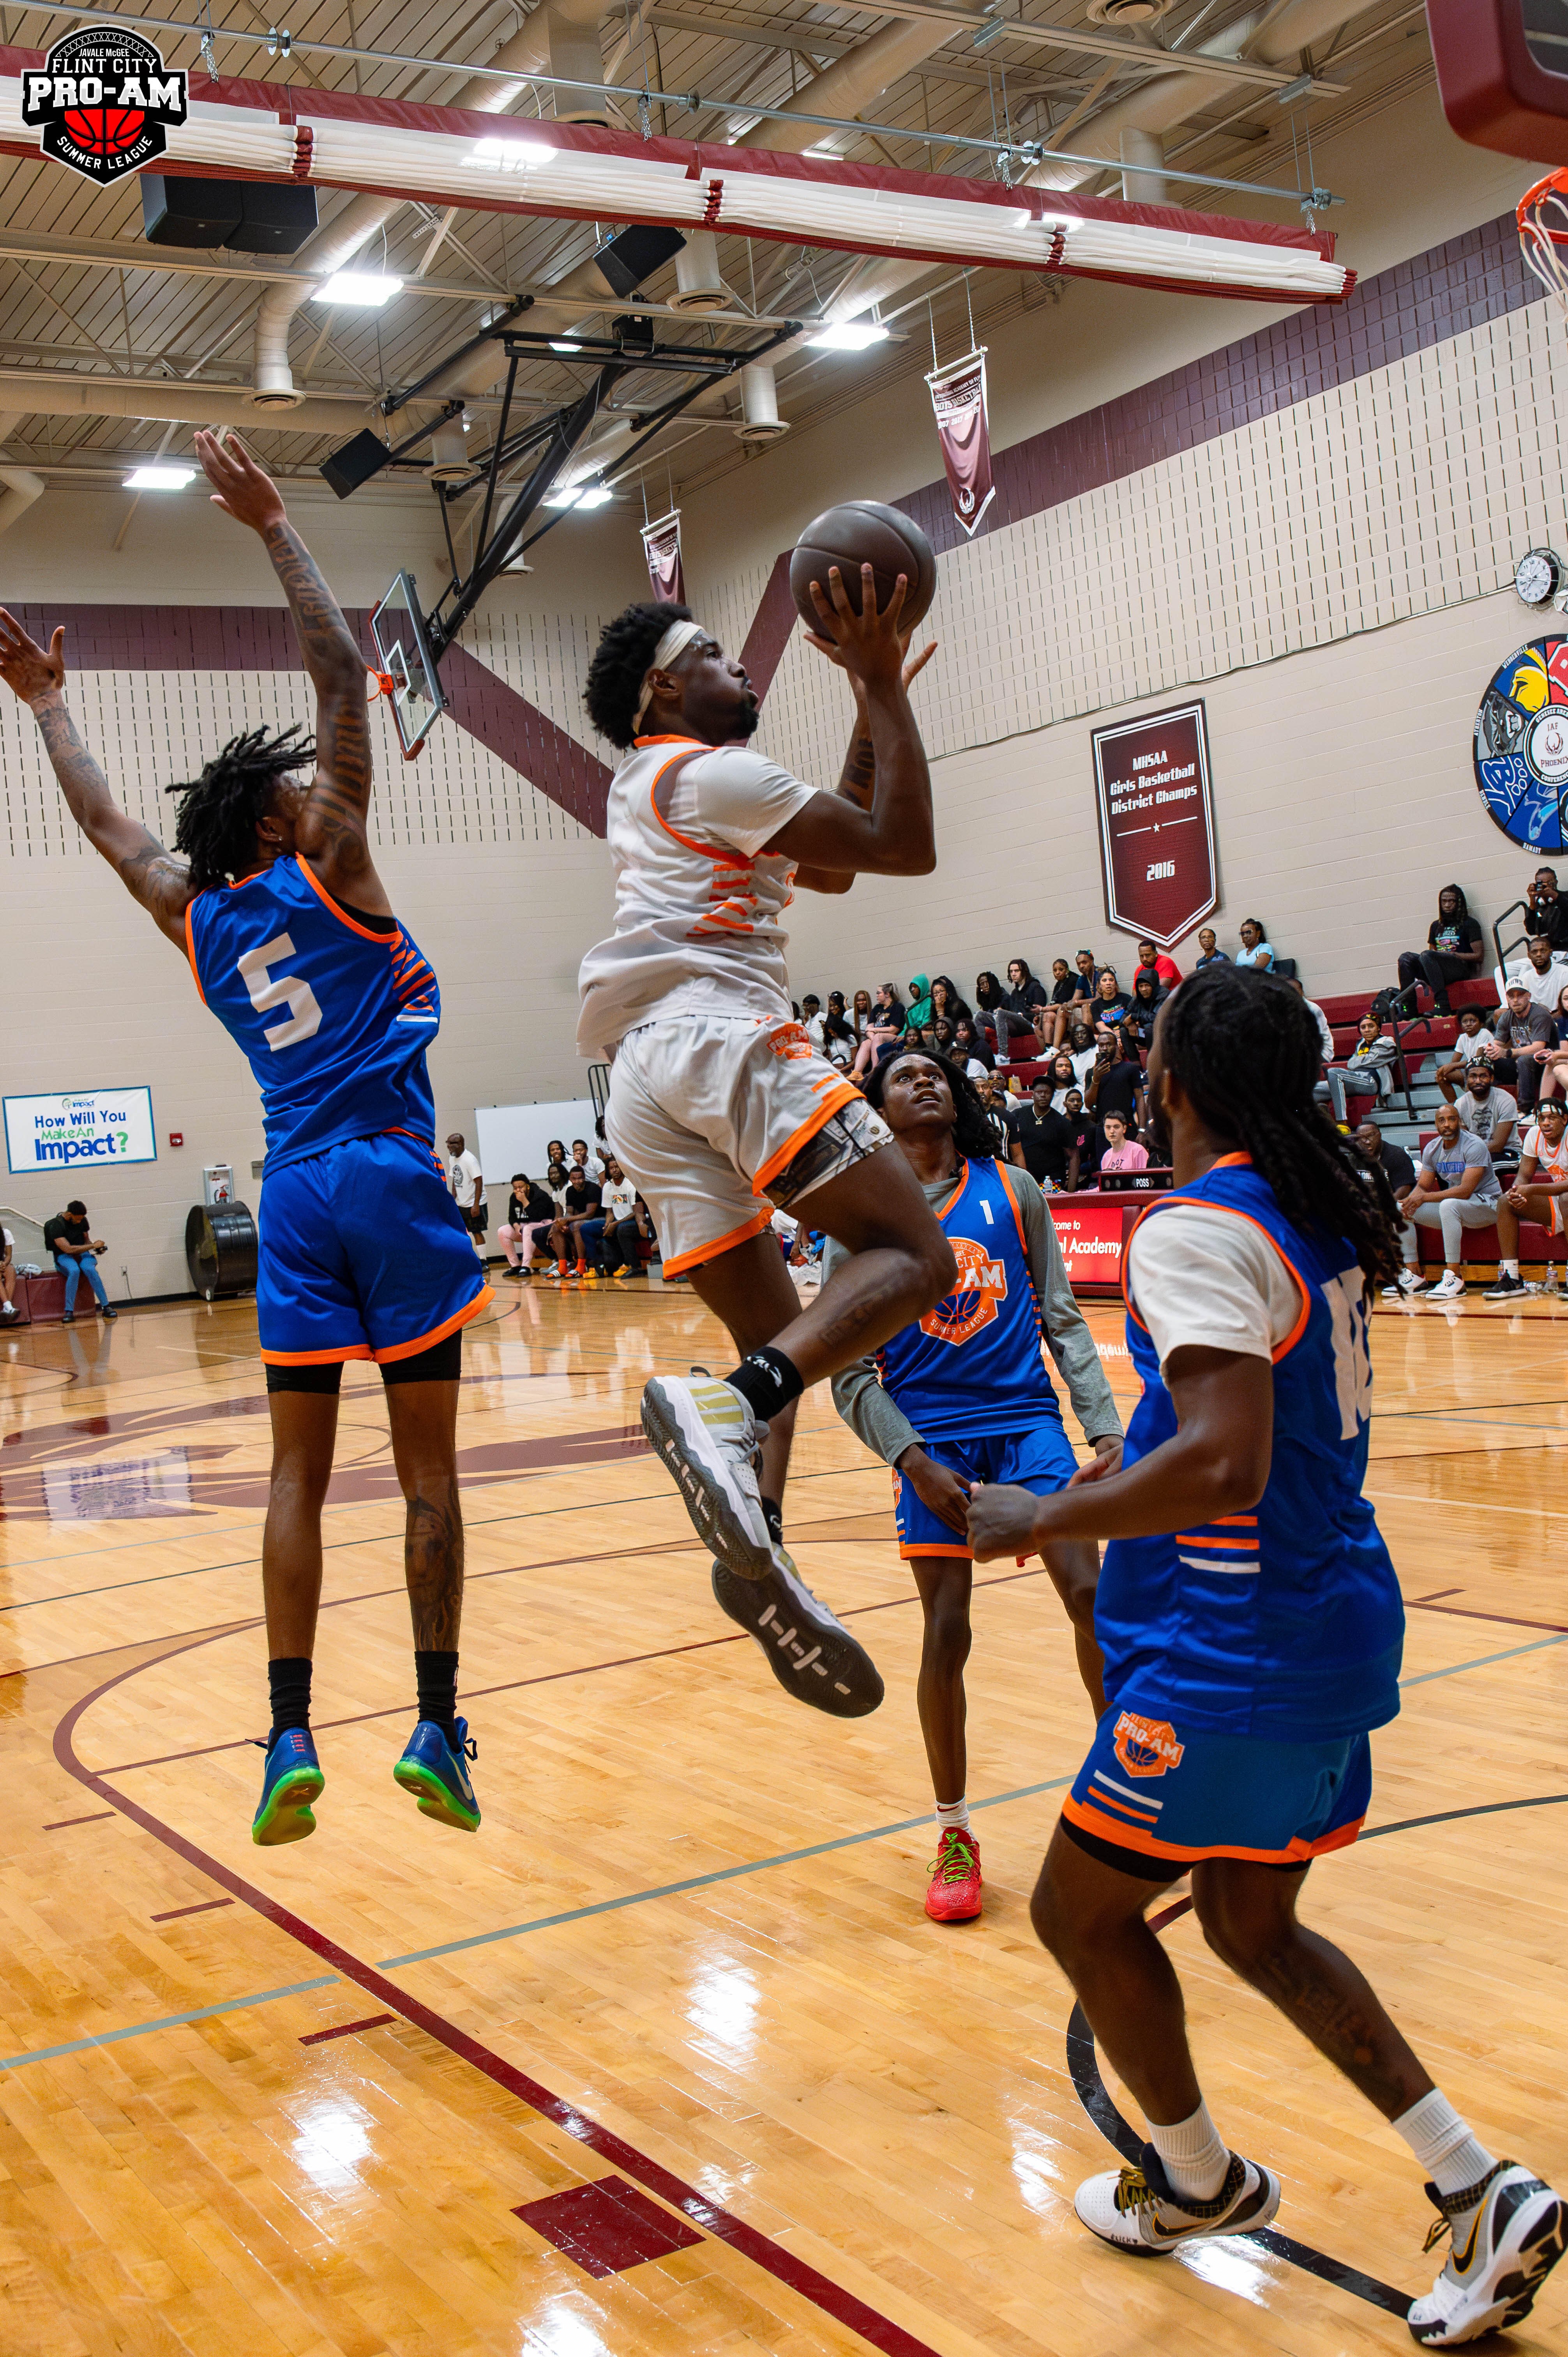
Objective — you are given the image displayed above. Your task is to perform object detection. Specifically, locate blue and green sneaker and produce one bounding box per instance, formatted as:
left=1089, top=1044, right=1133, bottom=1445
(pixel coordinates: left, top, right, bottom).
left=392, top=1716, right=480, bottom=1831
left=252, top=1727, right=324, bottom=1846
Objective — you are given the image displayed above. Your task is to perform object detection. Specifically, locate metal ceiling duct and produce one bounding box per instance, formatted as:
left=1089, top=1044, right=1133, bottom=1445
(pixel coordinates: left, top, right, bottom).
left=736, top=15, right=967, bottom=155
left=669, top=230, right=730, bottom=314
left=0, top=462, right=43, bottom=535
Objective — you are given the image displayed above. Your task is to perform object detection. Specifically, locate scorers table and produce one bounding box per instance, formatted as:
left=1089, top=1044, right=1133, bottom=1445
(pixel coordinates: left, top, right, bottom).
left=1049, top=1170, right=1172, bottom=1295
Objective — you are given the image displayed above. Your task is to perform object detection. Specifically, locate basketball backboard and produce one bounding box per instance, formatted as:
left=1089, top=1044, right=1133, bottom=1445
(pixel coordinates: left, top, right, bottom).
left=1429, top=0, right=1568, bottom=166
left=371, top=571, right=447, bottom=759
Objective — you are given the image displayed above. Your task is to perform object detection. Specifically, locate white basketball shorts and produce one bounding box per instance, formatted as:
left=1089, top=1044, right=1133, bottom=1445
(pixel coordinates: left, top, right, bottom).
left=606, top=1012, right=892, bottom=1277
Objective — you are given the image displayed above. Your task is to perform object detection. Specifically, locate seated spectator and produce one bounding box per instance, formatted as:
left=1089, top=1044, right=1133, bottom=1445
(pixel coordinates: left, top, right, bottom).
left=1395, top=883, right=1485, bottom=1016
left=820, top=1008, right=858, bottom=1071
left=1042, top=956, right=1081, bottom=1050
left=0, top=1219, right=14, bottom=1321
left=1124, top=971, right=1162, bottom=1050
left=1483, top=984, right=1545, bottom=1104
left=586, top=1157, right=643, bottom=1274
left=800, top=992, right=825, bottom=1048
left=1060, top=1088, right=1100, bottom=1181
left=1353, top=1118, right=1415, bottom=1198
left=1443, top=1059, right=1517, bottom=1161
left=1085, top=1026, right=1147, bottom=1132
left=928, top=975, right=972, bottom=1037
left=1383, top=1101, right=1500, bottom=1300
left=849, top=987, right=874, bottom=1046
left=1135, top=939, right=1182, bottom=995
left=972, top=969, right=1031, bottom=1061
left=1342, top=1011, right=1399, bottom=1102
left=1486, top=1095, right=1568, bottom=1299
left=1233, top=917, right=1275, bottom=971
left=853, top=981, right=906, bottom=1074
left=974, top=1071, right=1013, bottom=1153
left=1522, top=864, right=1568, bottom=952
left=1043, top=1050, right=1078, bottom=1109
left=44, top=1198, right=117, bottom=1323
left=498, top=1171, right=560, bottom=1278
left=1098, top=1110, right=1149, bottom=1173
left=549, top=1166, right=603, bottom=1278
left=1004, top=959, right=1049, bottom=1045
left=1093, top=969, right=1131, bottom=1025
left=1007, top=1079, right=1080, bottom=1191
left=1066, top=1021, right=1098, bottom=1091
left=906, top=973, right=935, bottom=1031
left=950, top=1015, right=993, bottom=1076
left=1194, top=926, right=1228, bottom=968
left=570, top=1135, right=605, bottom=1180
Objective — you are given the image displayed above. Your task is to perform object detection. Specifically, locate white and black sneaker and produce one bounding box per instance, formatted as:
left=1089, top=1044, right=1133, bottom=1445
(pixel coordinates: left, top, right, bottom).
left=1407, top=2161, right=1566, bottom=2345
left=640, top=1372, right=773, bottom=1580
left=1382, top=1270, right=1430, bottom=1299
left=711, top=1548, right=884, bottom=1718
left=1483, top=1272, right=1527, bottom=1301
left=1074, top=2144, right=1281, bottom=2256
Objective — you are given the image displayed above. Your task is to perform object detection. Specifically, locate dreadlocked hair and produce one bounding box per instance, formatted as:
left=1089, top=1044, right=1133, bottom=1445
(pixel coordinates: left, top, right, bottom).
left=862, top=1047, right=1001, bottom=1167
left=165, top=725, right=315, bottom=892
left=583, top=600, right=692, bottom=749
left=1158, top=965, right=1402, bottom=1290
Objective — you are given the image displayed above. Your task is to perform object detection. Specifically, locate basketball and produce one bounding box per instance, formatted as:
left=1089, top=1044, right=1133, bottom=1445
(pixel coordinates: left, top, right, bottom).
left=789, top=500, right=938, bottom=639
left=63, top=106, right=146, bottom=157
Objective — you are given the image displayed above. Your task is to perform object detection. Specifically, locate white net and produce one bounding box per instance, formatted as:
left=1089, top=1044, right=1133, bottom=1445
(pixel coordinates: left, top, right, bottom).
left=1519, top=172, right=1568, bottom=314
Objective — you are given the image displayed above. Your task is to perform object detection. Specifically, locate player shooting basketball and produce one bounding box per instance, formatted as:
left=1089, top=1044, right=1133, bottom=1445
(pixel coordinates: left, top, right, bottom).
left=0, top=431, right=488, bottom=1850
left=578, top=566, right=952, bottom=1712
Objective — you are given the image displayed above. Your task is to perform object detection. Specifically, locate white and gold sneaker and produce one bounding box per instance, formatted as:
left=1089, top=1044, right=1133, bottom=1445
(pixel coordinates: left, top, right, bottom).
left=640, top=1371, right=773, bottom=1580
left=1407, top=2161, right=1566, bottom=2345
left=1074, top=2145, right=1281, bottom=2255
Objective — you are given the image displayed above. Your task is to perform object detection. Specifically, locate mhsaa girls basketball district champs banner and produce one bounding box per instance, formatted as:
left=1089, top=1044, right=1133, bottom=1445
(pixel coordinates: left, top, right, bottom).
left=1090, top=700, right=1219, bottom=950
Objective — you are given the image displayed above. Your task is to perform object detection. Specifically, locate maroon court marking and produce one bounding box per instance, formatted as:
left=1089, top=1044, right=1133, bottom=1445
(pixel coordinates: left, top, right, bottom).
left=299, top=2013, right=396, bottom=2046
left=1147, top=1895, right=1194, bottom=1933
left=150, top=1898, right=235, bottom=1923
left=42, top=1809, right=115, bottom=1830
left=516, top=2175, right=704, bottom=2277
left=53, top=1631, right=950, bottom=2357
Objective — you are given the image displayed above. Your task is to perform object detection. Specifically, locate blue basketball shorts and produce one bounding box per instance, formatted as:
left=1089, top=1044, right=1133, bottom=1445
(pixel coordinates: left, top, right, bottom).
left=890, top=1418, right=1079, bottom=1559
left=1061, top=1701, right=1373, bottom=1879
left=256, top=1130, right=490, bottom=1366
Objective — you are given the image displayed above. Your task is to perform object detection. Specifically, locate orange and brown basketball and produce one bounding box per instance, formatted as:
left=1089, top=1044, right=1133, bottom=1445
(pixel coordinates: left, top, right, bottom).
left=789, top=500, right=937, bottom=639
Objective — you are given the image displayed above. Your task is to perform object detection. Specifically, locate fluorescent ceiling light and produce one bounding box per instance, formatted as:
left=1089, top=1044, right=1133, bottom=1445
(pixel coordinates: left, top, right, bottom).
left=124, top=464, right=194, bottom=489
left=468, top=135, right=556, bottom=169
left=549, top=337, right=583, bottom=353
left=807, top=321, right=890, bottom=351
left=544, top=482, right=611, bottom=509
left=314, top=272, right=403, bottom=307
left=803, top=141, right=842, bottom=159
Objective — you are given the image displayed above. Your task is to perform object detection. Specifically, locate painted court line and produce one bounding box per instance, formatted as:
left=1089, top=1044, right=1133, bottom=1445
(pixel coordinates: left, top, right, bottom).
left=0, top=1977, right=339, bottom=2071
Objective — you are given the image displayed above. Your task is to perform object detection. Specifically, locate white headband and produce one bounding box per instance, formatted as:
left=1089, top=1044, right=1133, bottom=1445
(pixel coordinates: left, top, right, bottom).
left=632, top=618, right=706, bottom=732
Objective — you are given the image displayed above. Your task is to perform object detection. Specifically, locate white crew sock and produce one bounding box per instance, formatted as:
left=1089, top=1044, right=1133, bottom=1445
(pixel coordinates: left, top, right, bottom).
left=1503, top=1259, right=1520, bottom=1278
left=1392, top=2090, right=1496, bottom=2199
left=1148, top=2099, right=1231, bottom=2203
left=934, top=1796, right=970, bottom=1834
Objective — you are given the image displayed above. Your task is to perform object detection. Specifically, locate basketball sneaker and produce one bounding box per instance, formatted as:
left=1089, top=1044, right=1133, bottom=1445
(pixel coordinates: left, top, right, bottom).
left=925, top=1826, right=982, bottom=1922
left=641, top=1373, right=773, bottom=1580
left=392, top=1716, right=480, bottom=1831
left=1428, top=1271, right=1466, bottom=1301
left=1074, top=2145, right=1281, bottom=2254
left=1406, top=2161, right=1566, bottom=2345
left=252, top=1726, right=324, bottom=1846
left=1482, top=1272, right=1527, bottom=1300
left=710, top=1548, right=884, bottom=1716
left=1382, top=1270, right=1429, bottom=1298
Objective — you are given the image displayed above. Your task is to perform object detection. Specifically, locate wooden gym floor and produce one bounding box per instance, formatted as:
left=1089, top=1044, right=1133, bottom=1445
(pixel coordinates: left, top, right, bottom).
left=1, top=1276, right=1565, bottom=2357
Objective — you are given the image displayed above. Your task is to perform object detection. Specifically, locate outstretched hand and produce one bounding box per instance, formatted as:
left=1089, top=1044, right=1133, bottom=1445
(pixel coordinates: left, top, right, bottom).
left=194, top=428, right=287, bottom=535
left=0, top=610, right=65, bottom=706
left=802, top=562, right=912, bottom=693
left=807, top=606, right=937, bottom=697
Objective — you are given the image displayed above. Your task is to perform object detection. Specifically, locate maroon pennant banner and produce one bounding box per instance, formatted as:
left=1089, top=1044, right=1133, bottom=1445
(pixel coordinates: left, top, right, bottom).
left=925, top=347, right=996, bottom=537
left=1091, top=700, right=1219, bottom=950
left=641, top=509, right=685, bottom=604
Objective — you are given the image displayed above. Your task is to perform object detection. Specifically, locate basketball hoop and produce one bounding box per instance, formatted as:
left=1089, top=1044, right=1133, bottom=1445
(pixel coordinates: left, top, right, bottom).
left=1518, top=170, right=1568, bottom=315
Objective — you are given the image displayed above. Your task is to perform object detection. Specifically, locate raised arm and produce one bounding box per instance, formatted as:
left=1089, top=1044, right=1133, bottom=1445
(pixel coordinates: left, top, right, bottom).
left=193, top=429, right=383, bottom=912
left=793, top=630, right=937, bottom=896
left=0, top=612, right=193, bottom=947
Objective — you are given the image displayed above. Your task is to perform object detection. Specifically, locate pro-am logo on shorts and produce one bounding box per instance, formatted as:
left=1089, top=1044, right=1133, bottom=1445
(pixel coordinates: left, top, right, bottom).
left=1112, top=1710, right=1185, bottom=1779
left=22, top=25, right=187, bottom=184
left=767, top=1022, right=815, bottom=1062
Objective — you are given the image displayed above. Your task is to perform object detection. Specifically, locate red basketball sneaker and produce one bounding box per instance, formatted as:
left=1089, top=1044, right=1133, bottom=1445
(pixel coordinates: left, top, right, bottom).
left=925, top=1825, right=982, bottom=1922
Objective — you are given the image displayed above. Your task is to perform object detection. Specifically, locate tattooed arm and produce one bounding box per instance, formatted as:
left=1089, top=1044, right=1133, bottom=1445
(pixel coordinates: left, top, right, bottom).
left=193, top=429, right=387, bottom=916
left=0, top=610, right=193, bottom=947
left=793, top=635, right=936, bottom=896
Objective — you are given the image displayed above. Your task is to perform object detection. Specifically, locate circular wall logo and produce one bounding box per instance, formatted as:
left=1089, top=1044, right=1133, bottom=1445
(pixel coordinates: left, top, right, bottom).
left=1474, top=634, right=1568, bottom=851
left=21, top=25, right=187, bottom=184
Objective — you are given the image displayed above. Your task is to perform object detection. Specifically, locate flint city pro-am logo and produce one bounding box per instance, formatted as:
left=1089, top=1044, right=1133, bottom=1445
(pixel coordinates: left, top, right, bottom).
left=1112, top=1710, right=1185, bottom=1779
left=22, top=25, right=187, bottom=184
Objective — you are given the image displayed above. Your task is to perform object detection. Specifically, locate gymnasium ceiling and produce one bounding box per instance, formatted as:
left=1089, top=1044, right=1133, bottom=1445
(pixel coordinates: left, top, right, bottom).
left=0, top=0, right=1434, bottom=511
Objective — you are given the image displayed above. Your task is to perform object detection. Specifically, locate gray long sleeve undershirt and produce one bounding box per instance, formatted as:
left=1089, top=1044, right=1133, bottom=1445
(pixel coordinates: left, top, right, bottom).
left=823, top=1162, right=1123, bottom=1467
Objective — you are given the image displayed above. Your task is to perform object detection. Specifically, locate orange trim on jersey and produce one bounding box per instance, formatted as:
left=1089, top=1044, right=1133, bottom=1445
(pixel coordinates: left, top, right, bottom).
left=660, top=1207, right=773, bottom=1277
left=1121, top=1177, right=1312, bottom=1364
left=296, top=855, right=398, bottom=943
left=1060, top=1791, right=1365, bottom=1866
left=372, top=1284, right=492, bottom=1364
left=938, top=1161, right=970, bottom=1220
left=899, top=1541, right=973, bottom=1560
left=183, top=899, right=206, bottom=1005
left=260, top=1341, right=375, bottom=1366
left=750, top=1080, right=864, bottom=1196
left=993, top=1155, right=1032, bottom=1261
left=645, top=742, right=758, bottom=869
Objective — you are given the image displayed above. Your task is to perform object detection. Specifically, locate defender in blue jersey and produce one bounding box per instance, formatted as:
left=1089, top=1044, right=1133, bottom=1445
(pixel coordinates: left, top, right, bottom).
left=968, top=968, right=1563, bottom=2346
left=819, top=1050, right=1122, bottom=1926
left=0, top=433, right=487, bottom=1851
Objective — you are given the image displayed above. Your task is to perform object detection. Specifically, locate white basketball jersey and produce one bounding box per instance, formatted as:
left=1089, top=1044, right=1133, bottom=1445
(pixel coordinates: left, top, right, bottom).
left=576, top=734, right=817, bottom=1060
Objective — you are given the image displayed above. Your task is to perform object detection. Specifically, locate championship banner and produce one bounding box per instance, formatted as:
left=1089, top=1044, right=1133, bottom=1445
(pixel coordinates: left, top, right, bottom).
left=1090, top=699, right=1219, bottom=951
left=925, top=347, right=996, bottom=538
left=641, top=510, right=685, bottom=604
